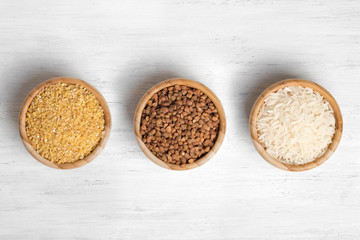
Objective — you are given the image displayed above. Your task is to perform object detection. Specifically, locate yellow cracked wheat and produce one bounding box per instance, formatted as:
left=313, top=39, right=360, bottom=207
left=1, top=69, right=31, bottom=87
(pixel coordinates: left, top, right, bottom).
left=25, top=83, right=105, bottom=163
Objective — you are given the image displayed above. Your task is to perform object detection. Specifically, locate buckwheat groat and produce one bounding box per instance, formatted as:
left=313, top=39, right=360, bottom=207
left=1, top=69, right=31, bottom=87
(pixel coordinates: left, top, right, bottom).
left=140, top=84, right=220, bottom=167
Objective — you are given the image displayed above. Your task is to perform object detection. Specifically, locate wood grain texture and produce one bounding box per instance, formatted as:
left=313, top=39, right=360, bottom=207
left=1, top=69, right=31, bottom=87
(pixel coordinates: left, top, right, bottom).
left=134, top=78, right=226, bottom=170
left=1, top=0, right=360, bottom=239
left=19, top=77, right=112, bottom=169
left=249, top=79, right=343, bottom=171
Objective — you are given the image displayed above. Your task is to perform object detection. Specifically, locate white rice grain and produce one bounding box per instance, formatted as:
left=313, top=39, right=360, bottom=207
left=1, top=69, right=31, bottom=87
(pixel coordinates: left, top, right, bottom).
left=256, top=86, right=335, bottom=165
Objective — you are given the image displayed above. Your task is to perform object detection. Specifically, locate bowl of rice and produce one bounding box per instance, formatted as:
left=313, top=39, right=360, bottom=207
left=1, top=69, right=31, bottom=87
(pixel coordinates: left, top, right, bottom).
left=249, top=79, right=343, bottom=171
left=19, top=77, right=112, bottom=169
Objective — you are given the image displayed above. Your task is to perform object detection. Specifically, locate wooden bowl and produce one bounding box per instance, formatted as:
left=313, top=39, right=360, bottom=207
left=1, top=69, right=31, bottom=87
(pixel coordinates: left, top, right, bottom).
left=134, top=78, right=226, bottom=170
left=19, top=77, right=112, bottom=169
left=249, top=79, right=343, bottom=171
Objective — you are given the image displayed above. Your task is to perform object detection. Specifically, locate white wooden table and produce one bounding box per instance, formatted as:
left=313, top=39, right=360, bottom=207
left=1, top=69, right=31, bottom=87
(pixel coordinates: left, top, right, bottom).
left=1, top=1, right=360, bottom=239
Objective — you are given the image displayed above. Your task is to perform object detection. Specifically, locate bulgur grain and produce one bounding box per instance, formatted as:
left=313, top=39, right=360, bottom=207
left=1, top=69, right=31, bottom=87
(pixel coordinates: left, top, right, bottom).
left=25, top=83, right=105, bottom=163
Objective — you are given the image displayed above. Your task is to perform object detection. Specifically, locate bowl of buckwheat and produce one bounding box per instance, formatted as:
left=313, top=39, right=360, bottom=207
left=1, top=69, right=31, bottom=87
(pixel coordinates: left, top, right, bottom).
left=134, top=78, right=226, bottom=170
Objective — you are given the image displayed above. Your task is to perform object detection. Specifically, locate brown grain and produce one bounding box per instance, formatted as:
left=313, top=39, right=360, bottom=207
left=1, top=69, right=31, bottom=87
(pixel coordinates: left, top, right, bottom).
left=140, top=85, right=220, bottom=167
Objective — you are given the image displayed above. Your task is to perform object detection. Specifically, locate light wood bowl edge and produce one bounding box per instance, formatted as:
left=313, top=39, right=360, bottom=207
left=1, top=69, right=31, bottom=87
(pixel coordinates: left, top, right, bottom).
left=134, top=78, right=226, bottom=170
left=19, top=77, right=112, bottom=169
left=249, top=79, right=343, bottom=171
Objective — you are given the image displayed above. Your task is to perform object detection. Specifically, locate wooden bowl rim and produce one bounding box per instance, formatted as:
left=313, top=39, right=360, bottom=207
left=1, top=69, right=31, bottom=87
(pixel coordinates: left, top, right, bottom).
left=19, top=77, right=112, bottom=169
left=134, top=78, right=226, bottom=170
left=249, top=78, right=343, bottom=171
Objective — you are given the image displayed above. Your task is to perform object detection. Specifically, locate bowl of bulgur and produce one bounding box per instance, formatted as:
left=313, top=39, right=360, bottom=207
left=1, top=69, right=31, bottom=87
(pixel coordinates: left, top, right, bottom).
left=134, top=78, right=226, bottom=170
left=19, top=77, right=111, bottom=169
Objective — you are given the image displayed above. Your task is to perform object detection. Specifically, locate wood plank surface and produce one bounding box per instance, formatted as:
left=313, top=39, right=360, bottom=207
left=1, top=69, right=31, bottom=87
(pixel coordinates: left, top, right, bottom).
left=0, top=0, right=360, bottom=239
